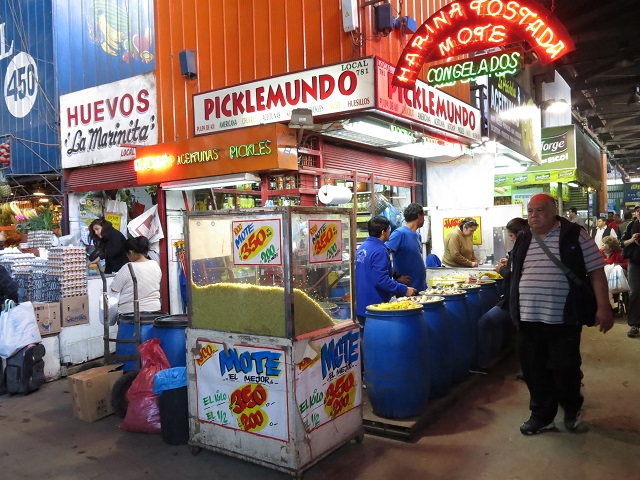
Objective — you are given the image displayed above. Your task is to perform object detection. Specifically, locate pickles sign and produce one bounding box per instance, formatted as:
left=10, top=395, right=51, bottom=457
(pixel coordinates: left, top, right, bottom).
left=308, top=219, right=342, bottom=264
left=232, top=218, right=282, bottom=266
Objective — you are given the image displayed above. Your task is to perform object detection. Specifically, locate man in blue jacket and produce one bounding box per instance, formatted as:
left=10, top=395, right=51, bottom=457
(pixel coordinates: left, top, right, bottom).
left=385, top=203, right=427, bottom=292
left=355, top=215, right=416, bottom=326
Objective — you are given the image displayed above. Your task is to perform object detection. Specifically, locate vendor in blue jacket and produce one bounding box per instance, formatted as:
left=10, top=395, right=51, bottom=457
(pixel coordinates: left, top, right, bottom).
left=385, top=203, right=427, bottom=292
left=355, top=215, right=416, bottom=326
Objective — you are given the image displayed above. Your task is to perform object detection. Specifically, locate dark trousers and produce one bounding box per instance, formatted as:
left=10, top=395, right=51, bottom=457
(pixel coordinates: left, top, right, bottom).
left=627, top=263, right=640, bottom=327
left=517, top=322, right=583, bottom=423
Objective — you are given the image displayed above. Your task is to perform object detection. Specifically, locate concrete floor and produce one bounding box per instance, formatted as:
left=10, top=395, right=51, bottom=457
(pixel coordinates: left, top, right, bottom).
left=1, top=317, right=639, bottom=480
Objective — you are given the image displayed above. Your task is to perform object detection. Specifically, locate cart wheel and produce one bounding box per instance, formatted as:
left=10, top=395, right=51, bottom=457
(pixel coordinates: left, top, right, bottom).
left=189, top=446, right=202, bottom=456
left=355, top=434, right=365, bottom=444
left=111, top=370, right=138, bottom=418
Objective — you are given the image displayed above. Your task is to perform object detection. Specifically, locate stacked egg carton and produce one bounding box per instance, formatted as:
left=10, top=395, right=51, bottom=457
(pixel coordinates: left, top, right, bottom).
left=28, top=230, right=55, bottom=249
left=10, top=255, right=39, bottom=303
left=31, top=257, right=59, bottom=303
left=47, top=246, right=87, bottom=298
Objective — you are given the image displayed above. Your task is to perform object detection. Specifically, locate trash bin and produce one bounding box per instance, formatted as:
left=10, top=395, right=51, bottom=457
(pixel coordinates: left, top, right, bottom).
left=153, top=367, right=188, bottom=445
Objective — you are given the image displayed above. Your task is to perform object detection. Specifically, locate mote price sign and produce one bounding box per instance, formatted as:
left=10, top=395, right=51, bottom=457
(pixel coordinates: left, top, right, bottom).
left=232, top=218, right=283, bottom=266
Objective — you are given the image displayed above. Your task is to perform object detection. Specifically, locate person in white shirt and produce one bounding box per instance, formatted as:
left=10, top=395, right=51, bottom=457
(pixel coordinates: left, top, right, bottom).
left=110, top=236, right=162, bottom=315
left=591, top=217, right=617, bottom=250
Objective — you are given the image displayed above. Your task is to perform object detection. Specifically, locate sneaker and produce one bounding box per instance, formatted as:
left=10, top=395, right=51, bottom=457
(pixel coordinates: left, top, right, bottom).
left=564, top=412, right=582, bottom=432
left=628, top=326, right=640, bottom=338
left=520, top=417, right=556, bottom=435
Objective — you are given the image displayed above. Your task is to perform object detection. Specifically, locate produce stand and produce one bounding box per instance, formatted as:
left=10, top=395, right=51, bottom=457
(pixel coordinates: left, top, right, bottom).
left=184, top=207, right=363, bottom=478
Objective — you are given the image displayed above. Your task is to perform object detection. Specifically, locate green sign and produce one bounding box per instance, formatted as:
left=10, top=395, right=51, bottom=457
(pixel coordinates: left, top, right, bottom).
left=495, top=169, right=576, bottom=187
left=528, top=125, right=575, bottom=171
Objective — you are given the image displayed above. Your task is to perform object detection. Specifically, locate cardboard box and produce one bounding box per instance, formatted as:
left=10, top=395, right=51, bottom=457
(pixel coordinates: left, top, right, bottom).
left=60, top=295, right=89, bottom=327
left=68, top=364, right=123, bottom=422
left=33, top=302, right=61, bottom=336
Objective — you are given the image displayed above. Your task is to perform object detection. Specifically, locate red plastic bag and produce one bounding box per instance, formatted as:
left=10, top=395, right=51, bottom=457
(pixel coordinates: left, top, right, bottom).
left=119, top=338, right=171, bottom=433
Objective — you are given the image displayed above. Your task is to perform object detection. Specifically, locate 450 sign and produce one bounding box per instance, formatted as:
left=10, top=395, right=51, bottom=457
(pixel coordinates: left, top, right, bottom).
left=1, top=22, right=38, bottom=119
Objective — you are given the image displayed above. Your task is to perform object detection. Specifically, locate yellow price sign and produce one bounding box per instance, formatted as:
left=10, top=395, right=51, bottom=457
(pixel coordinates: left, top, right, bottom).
left=105, top=213, right=122, bottom=231
left=443, top=216, right=482, bottom=245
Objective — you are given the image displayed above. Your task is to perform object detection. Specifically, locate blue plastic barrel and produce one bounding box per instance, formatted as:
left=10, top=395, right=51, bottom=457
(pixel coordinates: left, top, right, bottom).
left=434, top=292, right=471, bottom=384
left=364, top=305, right=429, bottom=419
left=421, top=297, right=452, bottom=398
left=494, top=278, right=504, bottom=297
left=116, top=312, right=164, bottom=371
left=329, top=298, right=351, bottom=320
left=150, top=314, right=188, bottom=367
left=460, top=285, right=483, bottom=367
left=479, top=280, right=499, bottom=312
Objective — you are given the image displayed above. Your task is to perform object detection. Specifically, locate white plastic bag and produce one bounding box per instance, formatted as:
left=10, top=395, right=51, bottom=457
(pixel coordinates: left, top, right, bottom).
left=0, top=300, right=42, bottom=359
left=607, top=264, right=630, bottom=294
left=98, top=293, right=119, bottom=326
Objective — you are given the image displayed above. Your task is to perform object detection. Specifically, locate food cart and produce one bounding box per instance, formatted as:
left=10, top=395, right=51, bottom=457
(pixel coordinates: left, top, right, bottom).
left=185, top=207, right=363, bottom=478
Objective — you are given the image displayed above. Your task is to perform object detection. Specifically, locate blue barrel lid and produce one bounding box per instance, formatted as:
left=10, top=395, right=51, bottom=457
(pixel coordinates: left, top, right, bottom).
left=154, top=314, right=188, bottom=327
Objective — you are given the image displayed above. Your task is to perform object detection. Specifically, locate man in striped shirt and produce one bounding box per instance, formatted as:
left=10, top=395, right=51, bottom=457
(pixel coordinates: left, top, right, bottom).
left=509, top=194, right=613, bottom=435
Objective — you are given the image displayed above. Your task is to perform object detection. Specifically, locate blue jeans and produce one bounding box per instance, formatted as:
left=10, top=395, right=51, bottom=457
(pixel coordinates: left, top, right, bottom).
left=476, top=306, right=511, bottom=369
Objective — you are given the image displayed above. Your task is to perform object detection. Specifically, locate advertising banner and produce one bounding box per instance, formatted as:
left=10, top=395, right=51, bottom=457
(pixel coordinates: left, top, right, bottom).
left=53, top=0, right=155, bottom=94
left=232, top=218, right=283, bottom=266
left=308, top=220, right=342, bottom=264
left=624, top=183, right=640, bottom=204
left=194, top=340, right=289, bottom=442
left=443, top=216, right=482, bottom=245
left=0, top=1, right=59, bottom=174
left=60, top=72, right=158, bottom=168
left=529, top=125, right=576, bottom=171
left=194, top=58, right=376, bottom=135
left=487, top=75, right=542, bottom=164
left=376, top=58, right=481, bottom=142
left=495, top=169, right=577, bottom=187
left=295, top=326, right=361, bottom=432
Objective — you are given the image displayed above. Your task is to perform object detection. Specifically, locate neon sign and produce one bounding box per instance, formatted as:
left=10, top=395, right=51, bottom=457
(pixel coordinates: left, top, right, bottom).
left=393, top=0, right=575, bottom=88
left=229, top=140, right=272, bottom=159
left=134, top=154, right=173, bottom=172
left=134, top=148, right=219, bottom=172
left=425, top=48, right=523, bottom=87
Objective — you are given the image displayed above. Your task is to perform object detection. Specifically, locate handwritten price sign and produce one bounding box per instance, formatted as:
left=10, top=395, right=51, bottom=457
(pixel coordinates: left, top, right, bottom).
left=309, top=219, right=342, bottom=264
left=229, top=383, right=269, bottom=433
left=324, top=371, right=356, bottom=418
left=232, top=218, right=282, bottom=266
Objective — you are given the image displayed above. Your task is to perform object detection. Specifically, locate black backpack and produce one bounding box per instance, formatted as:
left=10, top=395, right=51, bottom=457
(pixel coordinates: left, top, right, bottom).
left=5, top=343, right=46, bottom=395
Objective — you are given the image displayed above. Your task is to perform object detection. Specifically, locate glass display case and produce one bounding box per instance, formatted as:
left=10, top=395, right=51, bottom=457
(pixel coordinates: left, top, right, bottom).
left=184, top=206, right=363, bottom=478
left=186, top=206, right=354, bottom=337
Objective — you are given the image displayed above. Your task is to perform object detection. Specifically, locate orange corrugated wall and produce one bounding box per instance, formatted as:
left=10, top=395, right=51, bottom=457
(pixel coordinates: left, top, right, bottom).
left=155, top=0, right=466, bottom=143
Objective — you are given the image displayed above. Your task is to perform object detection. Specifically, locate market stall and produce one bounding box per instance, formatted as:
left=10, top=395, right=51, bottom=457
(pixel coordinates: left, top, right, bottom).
left=185, top=206, right=363, bottom=478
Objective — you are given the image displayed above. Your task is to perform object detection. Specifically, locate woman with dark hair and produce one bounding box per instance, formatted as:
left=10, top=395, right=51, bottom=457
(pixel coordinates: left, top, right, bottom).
left=88, top=217, right=128, bottom=274
left=471, top=217, right=528, bottom=374
left=110, top=236, right=162, bottom=315
left=443, top=217, right=479, bottom=267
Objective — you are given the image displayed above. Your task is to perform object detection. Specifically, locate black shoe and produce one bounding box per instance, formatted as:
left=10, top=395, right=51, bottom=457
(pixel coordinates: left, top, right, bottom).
left=520, top=417, right=556, bottom=435
left=515, top=372, right=525, bottom=382
left=469, top=367, right=488, bottom=375
left=628, top=326, right=640, bottom=338
left=564, top=411, right=582, bottom=432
